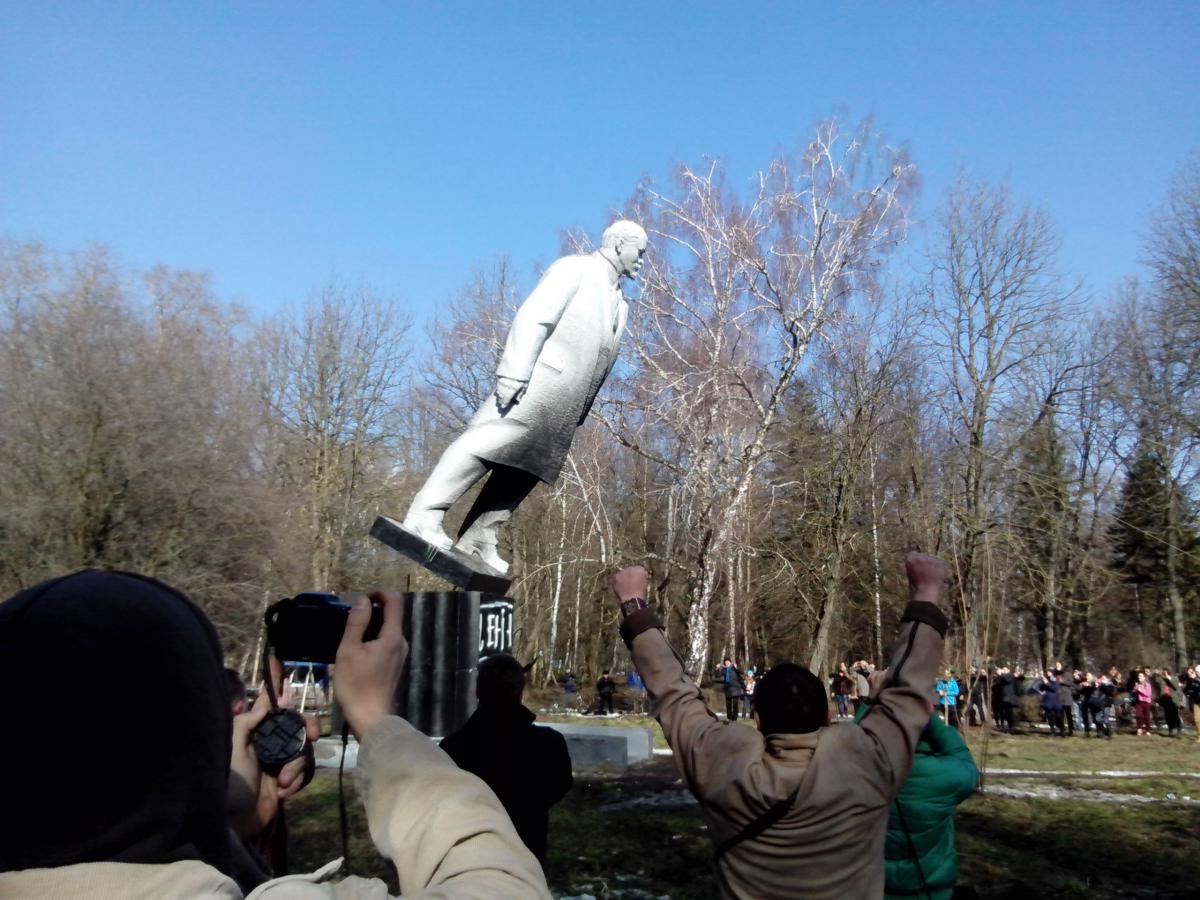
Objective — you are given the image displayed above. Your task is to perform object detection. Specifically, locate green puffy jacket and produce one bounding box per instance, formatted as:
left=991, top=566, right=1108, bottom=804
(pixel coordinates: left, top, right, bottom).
left=854, top=707, right=979, bottom=899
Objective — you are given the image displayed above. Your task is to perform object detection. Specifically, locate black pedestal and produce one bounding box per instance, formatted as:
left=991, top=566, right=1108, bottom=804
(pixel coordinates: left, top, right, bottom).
left=393, top=590, right=514, bottom=737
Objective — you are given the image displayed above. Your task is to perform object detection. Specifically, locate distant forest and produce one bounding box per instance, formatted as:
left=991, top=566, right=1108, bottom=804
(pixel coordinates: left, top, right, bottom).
left=2, top=118, right=1196, bottom=682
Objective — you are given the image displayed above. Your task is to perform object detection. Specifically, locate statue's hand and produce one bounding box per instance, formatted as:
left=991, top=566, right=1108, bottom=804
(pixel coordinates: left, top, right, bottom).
left=494, top=376, right=527, bottom=411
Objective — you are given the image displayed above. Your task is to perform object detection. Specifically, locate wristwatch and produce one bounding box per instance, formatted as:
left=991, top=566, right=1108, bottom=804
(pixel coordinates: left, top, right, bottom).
left=619, top=597, right=649, bottom=617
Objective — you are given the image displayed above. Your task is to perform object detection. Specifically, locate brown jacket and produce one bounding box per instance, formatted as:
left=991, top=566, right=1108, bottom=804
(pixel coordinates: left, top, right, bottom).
left=0, top=716, right=551, bottom=899
left=621, top=601, right=947, bottom=900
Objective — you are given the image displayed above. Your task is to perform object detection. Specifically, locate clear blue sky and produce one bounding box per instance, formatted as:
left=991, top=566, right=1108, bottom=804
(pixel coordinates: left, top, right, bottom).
left=2, top=2, right=1198, bottom=316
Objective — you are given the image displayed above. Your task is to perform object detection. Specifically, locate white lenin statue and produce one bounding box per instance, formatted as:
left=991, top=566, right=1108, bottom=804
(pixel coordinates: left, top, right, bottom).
left=402, top=220, right=647, bottom=574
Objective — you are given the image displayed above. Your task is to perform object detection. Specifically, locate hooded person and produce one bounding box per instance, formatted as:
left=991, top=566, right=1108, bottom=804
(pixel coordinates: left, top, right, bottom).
left=0, top=570, right=552, bottom=899
left=0, top=570, right=235, bottom=879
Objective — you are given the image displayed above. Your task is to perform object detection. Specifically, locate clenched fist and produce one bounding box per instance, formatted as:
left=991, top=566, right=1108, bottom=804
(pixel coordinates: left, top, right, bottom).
left=905, top=553, right=949, bottom=610
left=610, top=566, right=649, bottom=606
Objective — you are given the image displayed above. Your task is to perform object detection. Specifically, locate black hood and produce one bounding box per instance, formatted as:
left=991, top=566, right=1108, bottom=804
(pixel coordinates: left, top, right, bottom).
left=0, top=569, right=232, bottom=873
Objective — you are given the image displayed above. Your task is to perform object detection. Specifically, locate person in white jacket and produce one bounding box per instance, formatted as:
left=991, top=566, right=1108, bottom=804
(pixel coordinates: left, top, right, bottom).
left=0, top=569, right=550, bottom=899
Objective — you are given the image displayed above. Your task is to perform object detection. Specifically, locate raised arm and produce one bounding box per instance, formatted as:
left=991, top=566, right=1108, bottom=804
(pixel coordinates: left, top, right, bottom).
left=334, top=593, right=550, bottom=899
left=611, top=567, right=759, bottom=802
left=857, top=553, right=950, bottom=798
left=354, top=717, right=551, bottom=898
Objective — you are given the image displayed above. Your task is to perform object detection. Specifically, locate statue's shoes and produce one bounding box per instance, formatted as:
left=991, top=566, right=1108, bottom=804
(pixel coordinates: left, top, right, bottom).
left=401, top=511, right=454, bottom=550
left=454, top=537, right=510, bottom=575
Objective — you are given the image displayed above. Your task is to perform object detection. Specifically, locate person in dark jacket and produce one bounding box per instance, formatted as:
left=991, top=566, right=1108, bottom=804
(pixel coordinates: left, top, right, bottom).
left=596, top=669, right=617, bottom=715
left=966, top=667, right=987, bottom=727
left=992, top=667, right=1017, bottom=732
left=1159, top=668, right=1183, bottom=736
left=1078, top=674, right=1096, bottom=735
left=831, top=662, right=853, bottom=719
left=989, top=668, right=1006, bottom=731
left=1086, top=675, right=1115, bottom=738
left=1038, top=671, right=1066, bottom=737
left=1055, top=668, right=1075, bottom=736
left=721, top=657, right=747, bottom=721
left=441, top=654, right=574, bottom=863
left=1011, top=669, right=1027, bottom=729
left=1184, top=667, right=1200, bottom=742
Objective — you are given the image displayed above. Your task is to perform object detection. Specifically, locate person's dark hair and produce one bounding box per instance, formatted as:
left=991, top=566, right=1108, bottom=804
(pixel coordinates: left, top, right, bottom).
left=753, top=663, right=827, bottom=734
left=476, top=653, right=526, bottom=704
left=225, top=667, right=247, bottom=707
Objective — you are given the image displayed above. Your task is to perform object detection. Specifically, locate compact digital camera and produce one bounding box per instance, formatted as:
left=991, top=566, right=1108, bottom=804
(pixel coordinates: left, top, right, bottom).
left=264, top=591, right=383, bottom=664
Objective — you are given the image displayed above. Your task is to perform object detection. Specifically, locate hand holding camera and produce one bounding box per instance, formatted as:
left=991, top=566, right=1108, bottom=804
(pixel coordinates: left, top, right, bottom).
left=231, top=656, right=320, bottom=839
left=334, top=591, right=408, bottom=740
left=252, top=589, right=399, bottom=773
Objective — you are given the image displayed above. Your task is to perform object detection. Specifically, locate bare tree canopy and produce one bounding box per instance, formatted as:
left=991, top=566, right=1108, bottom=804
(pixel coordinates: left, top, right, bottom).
left=2, top=144, right=1199, bottom=683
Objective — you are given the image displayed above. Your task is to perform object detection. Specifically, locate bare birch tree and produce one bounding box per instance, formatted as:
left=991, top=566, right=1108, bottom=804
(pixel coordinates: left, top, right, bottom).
left=601, top=118, right=916, bottom=673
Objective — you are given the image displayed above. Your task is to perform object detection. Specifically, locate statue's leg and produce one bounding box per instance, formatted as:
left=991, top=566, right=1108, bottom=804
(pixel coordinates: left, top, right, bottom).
left=402, top=441, right=489, bottom=549
left=454, top=465, right=540, bottom=574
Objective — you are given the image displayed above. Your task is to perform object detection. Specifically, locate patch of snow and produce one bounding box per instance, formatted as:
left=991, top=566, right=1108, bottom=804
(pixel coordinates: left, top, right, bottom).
left=985, top=783, right=1200, bottom=806
left=599, top=789, right=698, bottom=811
left=985, top=768, right=1200, bottom=778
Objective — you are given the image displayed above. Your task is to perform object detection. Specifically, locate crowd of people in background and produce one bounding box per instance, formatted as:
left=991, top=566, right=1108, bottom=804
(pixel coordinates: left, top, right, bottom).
left=926, top=661, right=1200, bottom=739
left=557, top=653, right=1200, bottom=747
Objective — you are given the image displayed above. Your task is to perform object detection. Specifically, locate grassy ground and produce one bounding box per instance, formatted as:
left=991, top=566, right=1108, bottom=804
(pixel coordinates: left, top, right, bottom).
left=956, top=794, right=1199, bottom=899
left=286, top=725, right=1200, bottom=899
left=966, top=727, right=1200, bottom=774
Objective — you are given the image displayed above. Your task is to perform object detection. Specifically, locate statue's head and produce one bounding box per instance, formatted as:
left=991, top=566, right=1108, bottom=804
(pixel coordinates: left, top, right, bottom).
left=601, top=220, right=648, bottom=279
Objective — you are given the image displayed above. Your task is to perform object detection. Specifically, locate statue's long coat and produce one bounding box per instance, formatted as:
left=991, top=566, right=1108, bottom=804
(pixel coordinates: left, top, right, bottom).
left=465, top=252, right=628, bottom=484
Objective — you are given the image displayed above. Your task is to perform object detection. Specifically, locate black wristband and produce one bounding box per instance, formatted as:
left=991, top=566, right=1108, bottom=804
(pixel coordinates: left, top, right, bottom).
left=901, top=600, right=949, bottom=638
left=619, top=597, right=649, bottom=617
left=619, top=608, right=663, bottom=647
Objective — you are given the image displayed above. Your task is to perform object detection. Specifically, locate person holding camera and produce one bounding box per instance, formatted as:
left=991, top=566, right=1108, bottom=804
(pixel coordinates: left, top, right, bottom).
left=0, top=570, right=550, bottom=898
left=612, top=553, right=951, bottom=899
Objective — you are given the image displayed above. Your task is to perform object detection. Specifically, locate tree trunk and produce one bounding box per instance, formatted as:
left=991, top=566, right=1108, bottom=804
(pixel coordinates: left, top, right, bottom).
left=808, top=567, right=841, bottom=679
left=1167, top=485, right=1189, bottom=672
left=869, top=450, right=884, bottom=664
left=547, top=492, right=567, bottom=676
left=726, top=554, right=737, bottom=659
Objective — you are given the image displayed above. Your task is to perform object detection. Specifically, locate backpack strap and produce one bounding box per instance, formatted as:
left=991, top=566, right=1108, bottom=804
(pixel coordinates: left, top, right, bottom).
left=895, top=800, right=933, bottom=900
left=713, top=785, right=800, bottom=861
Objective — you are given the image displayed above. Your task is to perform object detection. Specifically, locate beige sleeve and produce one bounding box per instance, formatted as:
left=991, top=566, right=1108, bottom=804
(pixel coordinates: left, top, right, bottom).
left=624, top=614, right=760, bottom=803
left=354, top=716, right=551, bottom=900
left=856, top=601, right=948, bottom=798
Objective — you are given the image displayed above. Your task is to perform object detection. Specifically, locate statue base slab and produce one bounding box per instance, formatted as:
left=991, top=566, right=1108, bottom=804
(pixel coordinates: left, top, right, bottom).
left=370, top=516, right=512, bottom=595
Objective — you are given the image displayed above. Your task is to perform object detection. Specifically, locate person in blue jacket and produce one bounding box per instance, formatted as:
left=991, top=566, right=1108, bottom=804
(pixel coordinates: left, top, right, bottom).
left=935, top=670, right=960, bottom=725
left=626, top=669, right=646, bottom=714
